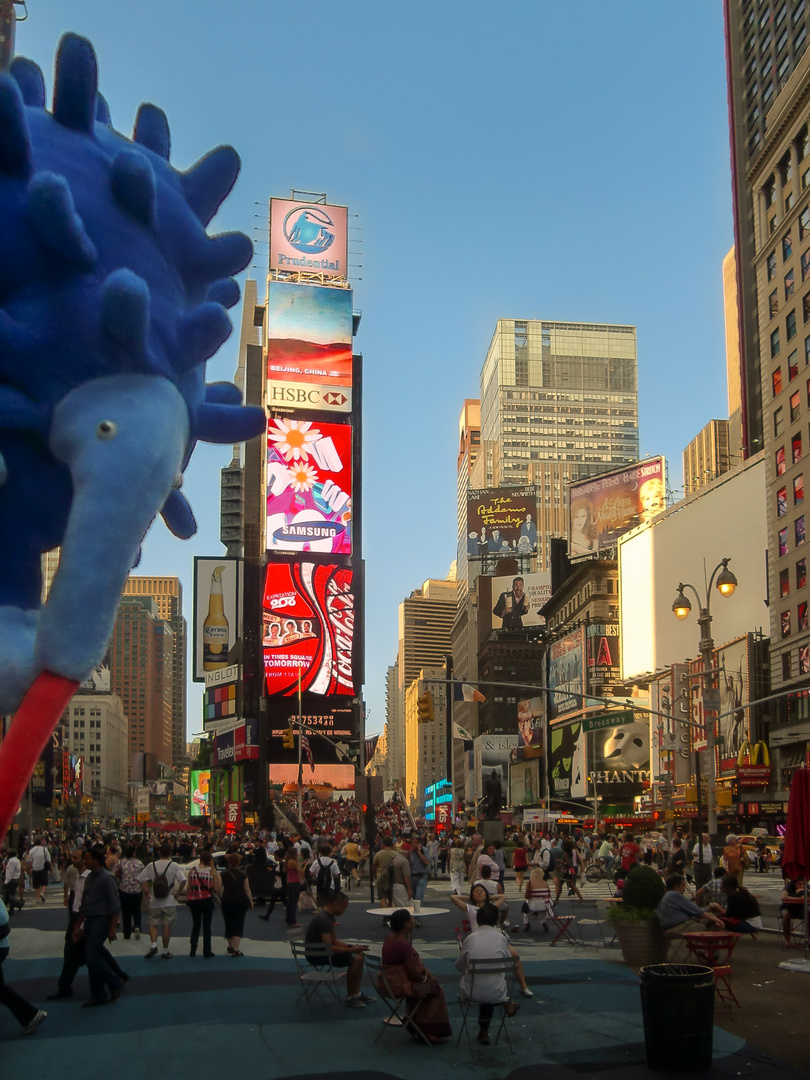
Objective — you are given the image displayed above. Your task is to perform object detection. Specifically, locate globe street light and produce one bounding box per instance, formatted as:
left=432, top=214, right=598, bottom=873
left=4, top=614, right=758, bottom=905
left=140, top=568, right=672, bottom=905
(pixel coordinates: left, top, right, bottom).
left=671, top=558, right=738, bottom=840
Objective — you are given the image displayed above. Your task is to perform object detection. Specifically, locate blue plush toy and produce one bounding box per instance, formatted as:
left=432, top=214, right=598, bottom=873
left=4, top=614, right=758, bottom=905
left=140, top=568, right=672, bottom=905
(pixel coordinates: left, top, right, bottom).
left=0, top=33, right=265, bottom=835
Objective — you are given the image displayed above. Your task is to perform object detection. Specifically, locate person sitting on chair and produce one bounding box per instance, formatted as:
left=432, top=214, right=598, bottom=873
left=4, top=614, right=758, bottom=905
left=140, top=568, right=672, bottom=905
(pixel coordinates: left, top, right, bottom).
left=708, top=875, right=761, bottom=934
left=656, top=874, right=724, bottom=937
left=520, top=868, right=551, bottom=933
left=304, top=891, right=373, bottom=1009
left=779, top=877, right=806, bottom=946
left=451, top=885, right=533, bottom=996
left=455, top=902, right=520, bottom=1045
left=378, top=909, right=452, bottom=1044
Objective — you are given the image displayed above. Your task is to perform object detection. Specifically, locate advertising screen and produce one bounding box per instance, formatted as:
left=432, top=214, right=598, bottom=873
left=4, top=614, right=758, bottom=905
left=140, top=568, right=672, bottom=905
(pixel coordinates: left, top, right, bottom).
left=491, top=571, right=551, bottom=630
left=193, top=558, right=239, bottom=683
left=548, top=719, right=586, bottom=800
left=466, top=487, right=539, bottom=558
left=586, top=622, right=621, bottom=692
left=517, top=697, right=545, bottom=754
left=189, top=770, right=210, bottom=817
left=510, top=758, right=540, bottom=807
left=263, top=562, right=355, bottom=697
left=266, top=280, right=353, bottom=391
left=266, top=416, right=352, bottom=555
left=568, top=456, right=665, bottom=558
left=716, top=636, right=751, bottom=776
left=269, top=199, right=349, bottom=278
left=547, top=628, right=584, bottom=718
left=473, top=733, right=518, bottom=803
left=588, top=714, right=651, bottom=798
left=268, top=761, right=356, bottom=793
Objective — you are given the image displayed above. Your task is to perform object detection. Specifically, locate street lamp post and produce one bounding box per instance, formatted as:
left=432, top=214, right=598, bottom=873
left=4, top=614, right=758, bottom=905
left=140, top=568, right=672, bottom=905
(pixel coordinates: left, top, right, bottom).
left=671, top=558, right=738, bottom=844
left=587, top=773, right=599, bottom=835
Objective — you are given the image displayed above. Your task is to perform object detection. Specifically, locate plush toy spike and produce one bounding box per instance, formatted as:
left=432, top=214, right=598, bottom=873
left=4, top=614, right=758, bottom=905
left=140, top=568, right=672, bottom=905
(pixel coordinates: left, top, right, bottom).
left=28, top=172, right=98, bottom=266
left=182, top=145, right=241, bottom=226
left=207, top=277, right=241, bottom=309
left=0, top=76, right=31, bottom=178
left=52, top=32, right=97, bottom=133
left=10, top=56, right=46, bottom=107
left=133, top=102, right=170, bottom=159
left=160, top=487, right=197, bottom=538
left=95, top=93, right=111, bottom=125
left=176, top=302, right=232, bottom=373
left=110, top=149, right=157, bottom=226
left=205, top=381, right=246, bottom=406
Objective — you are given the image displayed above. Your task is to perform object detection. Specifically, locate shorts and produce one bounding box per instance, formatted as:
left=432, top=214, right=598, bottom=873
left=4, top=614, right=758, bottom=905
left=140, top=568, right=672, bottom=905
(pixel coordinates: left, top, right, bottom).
left=308, top=951, right=352, bottom=969
left=32, top=869, right=49, bottom=888
left=148, top=905, right=178, bottom=928
left=344, top=860, right=358, bottom=871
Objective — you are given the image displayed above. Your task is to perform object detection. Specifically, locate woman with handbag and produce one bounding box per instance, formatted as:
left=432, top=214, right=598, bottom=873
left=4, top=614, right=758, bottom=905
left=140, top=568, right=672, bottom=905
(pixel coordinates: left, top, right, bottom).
left=378, top=909, right=452, bottom=1043
left=187, top=850, right=221, bottom=958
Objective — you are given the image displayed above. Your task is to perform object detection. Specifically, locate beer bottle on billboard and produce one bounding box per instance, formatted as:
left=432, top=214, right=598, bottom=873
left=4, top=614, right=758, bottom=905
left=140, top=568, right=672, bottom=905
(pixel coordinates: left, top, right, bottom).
left=203, top=564, right=229, bottom=670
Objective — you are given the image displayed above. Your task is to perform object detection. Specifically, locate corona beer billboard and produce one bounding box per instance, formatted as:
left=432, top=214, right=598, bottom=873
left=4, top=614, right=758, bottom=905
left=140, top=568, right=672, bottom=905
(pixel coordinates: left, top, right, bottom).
left=266, top=416, right=352, bottom=555
left=262, top=562, right=356, bottom=697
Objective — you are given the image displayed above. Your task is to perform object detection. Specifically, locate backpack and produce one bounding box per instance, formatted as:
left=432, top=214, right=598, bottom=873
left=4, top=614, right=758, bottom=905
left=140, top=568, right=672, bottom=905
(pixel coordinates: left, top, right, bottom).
left=376, top=860, right=393, bottom=897
left=152, top=860, right=173, bottom=900
left=315, top=857, right=336, bottom=897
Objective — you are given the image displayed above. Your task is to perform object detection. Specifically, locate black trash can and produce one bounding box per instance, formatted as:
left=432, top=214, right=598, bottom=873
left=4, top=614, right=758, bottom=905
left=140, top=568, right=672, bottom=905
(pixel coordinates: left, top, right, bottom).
left=639, top=963, right=715, bottom=1072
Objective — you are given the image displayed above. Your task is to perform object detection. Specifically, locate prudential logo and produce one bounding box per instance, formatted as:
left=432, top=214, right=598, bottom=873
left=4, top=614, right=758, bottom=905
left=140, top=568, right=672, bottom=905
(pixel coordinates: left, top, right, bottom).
left=283, top=206, right=336, bottom=255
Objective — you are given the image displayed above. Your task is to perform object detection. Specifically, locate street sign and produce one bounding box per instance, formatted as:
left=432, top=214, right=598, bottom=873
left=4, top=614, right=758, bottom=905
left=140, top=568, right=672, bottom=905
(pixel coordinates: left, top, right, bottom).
left=583, top=709, right=635, bottom=733
left=703, top=690, right=721, bottom=714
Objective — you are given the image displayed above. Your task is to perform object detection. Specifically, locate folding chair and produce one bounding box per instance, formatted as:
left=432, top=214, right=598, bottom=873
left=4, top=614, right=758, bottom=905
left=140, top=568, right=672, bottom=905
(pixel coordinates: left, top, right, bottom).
left=544, top=897, right=577, bottom=946
left=289, top=940, right=346, bottom=1013
left=571, top=899, right=607, bottom=947
left=456, top=956, right=520, bottom=1052
left=364, top=953, right=432, bottom=1047
left=521, top=887, right=551, bottom=933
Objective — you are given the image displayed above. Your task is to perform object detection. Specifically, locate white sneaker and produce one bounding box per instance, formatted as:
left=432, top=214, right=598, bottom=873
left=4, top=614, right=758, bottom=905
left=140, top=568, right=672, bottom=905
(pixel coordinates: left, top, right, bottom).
left=520, top=987, right=534, bottom=998
left=22, top=1010, right=47, bottom=1036
left=133, top=927, right=141, bottom=940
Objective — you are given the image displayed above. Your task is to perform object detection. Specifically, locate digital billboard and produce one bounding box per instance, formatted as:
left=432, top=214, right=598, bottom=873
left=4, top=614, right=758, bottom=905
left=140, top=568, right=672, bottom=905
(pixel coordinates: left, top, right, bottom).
left=266, top=416, right=352, bottom=555
left=568, top=456, right=665, bottom=558
left=466, top=487, right=539, bottom=558
left=192, top=558, right=239, bottom=682
left=492, top=571, right=551, bottom=629
left=510, top=758, right=541, bottom=807
left=269, top=199, right=349, bottom=278
left=263, top=562, right=356, bottom=696
left=517, top=697, right=545, bottom=755
left=268, top=761, right=355, bottom=792
left=266, top=281, right=353, bottom=414
left=547, top=628, right=584, bottom=719
left=190, top=770, right=210, bottom=817
left=213, top=719, right=259, bottom=766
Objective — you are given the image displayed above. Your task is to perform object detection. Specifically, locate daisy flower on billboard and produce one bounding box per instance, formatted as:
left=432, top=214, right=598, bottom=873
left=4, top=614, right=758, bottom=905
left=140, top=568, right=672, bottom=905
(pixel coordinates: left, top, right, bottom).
left=288, top=461, right=318, bottom=493
left=268, top=418, right=320, bottom=461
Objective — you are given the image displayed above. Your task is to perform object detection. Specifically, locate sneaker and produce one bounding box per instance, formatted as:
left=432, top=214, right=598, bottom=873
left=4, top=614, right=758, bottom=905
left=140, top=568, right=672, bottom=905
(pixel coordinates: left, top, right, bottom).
left=356, top=992, right=375, bottom=1004
left=161, top=951, right=173, bottom=960
left=21, top=1010, right=47, bottom=1035
left=133, top=927, right=141, bottom=941
left=46, top=989, right=72, bottom=1001
left=145, top=947, right=158, bottom=959
left=520, top=987, right=534, bottom=998
left=346, top=995, right=367, bottom=1008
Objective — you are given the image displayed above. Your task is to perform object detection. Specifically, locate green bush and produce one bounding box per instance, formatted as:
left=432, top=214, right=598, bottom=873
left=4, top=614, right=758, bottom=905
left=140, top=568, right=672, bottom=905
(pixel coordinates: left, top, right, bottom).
left=621, top=864, right=665, bottom=915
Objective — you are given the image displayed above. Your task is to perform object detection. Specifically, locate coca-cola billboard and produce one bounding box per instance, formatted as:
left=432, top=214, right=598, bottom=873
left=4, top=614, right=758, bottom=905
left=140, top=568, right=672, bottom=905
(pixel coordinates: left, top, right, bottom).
left=262, top=562, right=356, bottom=696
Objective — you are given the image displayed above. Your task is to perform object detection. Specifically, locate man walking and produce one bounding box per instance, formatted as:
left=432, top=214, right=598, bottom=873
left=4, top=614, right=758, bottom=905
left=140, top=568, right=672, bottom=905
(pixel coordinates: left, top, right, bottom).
left=27, top=836, right=51, bottom=903
left=138, top=843, right=186, bottom=959
left=79, top=846, right=125, bottom=1007
left=2, top=849, right=23, bottom=913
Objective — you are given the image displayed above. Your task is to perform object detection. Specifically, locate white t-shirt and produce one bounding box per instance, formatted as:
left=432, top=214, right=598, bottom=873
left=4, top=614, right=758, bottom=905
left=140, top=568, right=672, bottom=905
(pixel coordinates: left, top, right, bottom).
left=455, top=925, right=511, bottom=1001
left=309, top=856, right=339, bottom=889
left=29, top=845, right=50, bottom=871
left=137, top=859, right=186, bottom=908
left=4, top=857, right=21, bottom=884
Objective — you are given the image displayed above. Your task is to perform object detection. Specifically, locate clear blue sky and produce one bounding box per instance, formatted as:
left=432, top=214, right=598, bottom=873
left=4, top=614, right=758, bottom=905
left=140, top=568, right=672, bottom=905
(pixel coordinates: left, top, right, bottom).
left=19, top=2, right=732, bottom=740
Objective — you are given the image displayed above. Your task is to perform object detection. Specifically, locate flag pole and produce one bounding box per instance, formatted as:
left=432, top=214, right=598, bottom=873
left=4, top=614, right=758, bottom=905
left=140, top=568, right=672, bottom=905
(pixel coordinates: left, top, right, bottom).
left=297, top=668, right=303, bottom=823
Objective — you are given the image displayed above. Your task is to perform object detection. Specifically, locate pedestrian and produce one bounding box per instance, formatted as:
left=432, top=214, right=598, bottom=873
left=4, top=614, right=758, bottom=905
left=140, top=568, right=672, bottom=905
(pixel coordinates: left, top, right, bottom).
left=448, top=839, right=466, bottom=895
left=0, top=896, right=47, bottom=1034
left=138, top=842, right=187, bottom=960
left=221, top=853, right=253, bottom=957
left=113, top=844, right=145, bottom=941
left=26, top=836, right=51, bottom=903
left=512, top=841, right=528, bottom=892
left=2, top=849, right=23, bottom=914
left=283, top=845, right=303, bottom=927
left=77, top=845, right=126, bottom=1007
left=187, top=849, right=221, bottom=958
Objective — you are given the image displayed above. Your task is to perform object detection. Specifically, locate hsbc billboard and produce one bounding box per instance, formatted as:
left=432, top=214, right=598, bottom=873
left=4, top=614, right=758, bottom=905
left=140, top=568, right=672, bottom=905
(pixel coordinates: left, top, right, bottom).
left=262, top=562, right=357, bottom=697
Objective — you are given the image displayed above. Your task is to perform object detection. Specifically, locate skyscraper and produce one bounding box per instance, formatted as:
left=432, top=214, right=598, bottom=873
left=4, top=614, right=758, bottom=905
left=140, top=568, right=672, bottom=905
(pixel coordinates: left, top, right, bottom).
left=123, top=577, right=186, bottom=771
left=725, top=2, right=810, bottom=708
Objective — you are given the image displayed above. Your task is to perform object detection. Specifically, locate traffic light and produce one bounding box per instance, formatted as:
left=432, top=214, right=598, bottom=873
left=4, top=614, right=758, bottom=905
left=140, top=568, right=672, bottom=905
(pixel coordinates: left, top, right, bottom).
left=282, top=727, right=295, bottom=749
left=416, top=691, right=435, bottom=723
left=652, top=810, right=661, bottom=822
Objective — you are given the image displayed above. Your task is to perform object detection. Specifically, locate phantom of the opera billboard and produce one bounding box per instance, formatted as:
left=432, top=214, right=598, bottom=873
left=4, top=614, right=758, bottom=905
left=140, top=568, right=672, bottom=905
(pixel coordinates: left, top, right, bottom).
left=269, top=198, right=349, bottom=278
left=266, top=415, right=353, bottom=556
left=266, top=281, right=353, bottom=414
left=466, top=487, right=540, bottom=558
left=568, top=456, right=665, bottom=559
left=262, top=562, right=356, bottom=697
left=587, top=711, right=651, bottom=799
left=491, top=571, right=551, bottom=630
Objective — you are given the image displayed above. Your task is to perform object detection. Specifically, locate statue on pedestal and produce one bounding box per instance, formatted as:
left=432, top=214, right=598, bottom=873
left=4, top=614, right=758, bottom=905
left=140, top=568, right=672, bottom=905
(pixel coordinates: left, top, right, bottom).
left=482, top=770, right=503, bottom=820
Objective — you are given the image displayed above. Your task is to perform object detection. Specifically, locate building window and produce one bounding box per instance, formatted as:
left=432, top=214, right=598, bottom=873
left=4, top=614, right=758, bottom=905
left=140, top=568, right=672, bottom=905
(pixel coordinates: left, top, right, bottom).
left=775, top=405, right=785, bottom=435
left=797, top=514, right=806, bottom=544
left=779, top=486, right=788, bottom=515
left=780, top=525, right=790, bottom=555
left=800, top=603, right=809, bottom=631
left=774, top=367, right=784, bottom=396
left=794, top=432, right=803, bottom=462
left=802, top=207, right=810, bottom=240
left=787, top=191, right=796, bottom=213
left=778, top=445, right=787, bottom=474
left=795, top=473, right=805, bottom=503
left=785, top=232, right=794, bottom=261
left=798, top=557, right=808, bottom=589
left=770, top=289, right=780, bottom=316
left=781, top=568, right=791, bottom=597
left=804, top=293, right=810, bottom=323
left=772, top=328, right=781, bottom=356
left=801, top=645, right=810, bottom=674
left=783, top=610, right=792, bottom=637
left=791, top=389, right=801, bottom=420
left=804, top=251, right=810, bottom=282
left=768, top=250, right=778, bottom=279
left=790, top=350, right=800, bottom=380
left=784, top=651, right=793, bottom=679
left=786, top=269, right=796, bottom=299
left=788, top=310, right=798, bottom=339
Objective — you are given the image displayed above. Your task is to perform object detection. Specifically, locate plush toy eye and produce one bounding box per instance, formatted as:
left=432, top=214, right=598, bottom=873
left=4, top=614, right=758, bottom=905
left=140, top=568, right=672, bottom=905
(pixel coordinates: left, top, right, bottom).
left=96, top=420, right=118, bottom=440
